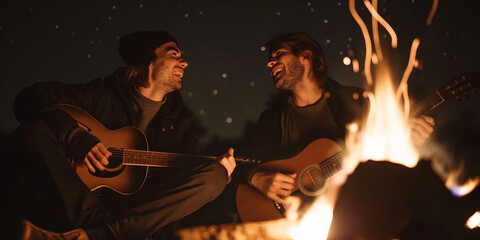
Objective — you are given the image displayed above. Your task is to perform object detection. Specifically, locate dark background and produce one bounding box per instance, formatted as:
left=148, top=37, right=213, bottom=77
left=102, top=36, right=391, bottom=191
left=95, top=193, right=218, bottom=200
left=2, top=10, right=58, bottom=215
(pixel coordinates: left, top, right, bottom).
left=2, top=0, right=479, bottom=143
left=1, top=0, right=479, bottom=239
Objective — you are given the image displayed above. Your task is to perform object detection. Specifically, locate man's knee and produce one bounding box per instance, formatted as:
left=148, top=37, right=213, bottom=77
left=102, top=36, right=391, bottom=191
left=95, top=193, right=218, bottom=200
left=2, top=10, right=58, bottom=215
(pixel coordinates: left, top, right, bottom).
left=194, top=161, right=229, bottom=199
left=19, top=117, right=56, bottom=142
left=16, top=117, right=68, bottom=170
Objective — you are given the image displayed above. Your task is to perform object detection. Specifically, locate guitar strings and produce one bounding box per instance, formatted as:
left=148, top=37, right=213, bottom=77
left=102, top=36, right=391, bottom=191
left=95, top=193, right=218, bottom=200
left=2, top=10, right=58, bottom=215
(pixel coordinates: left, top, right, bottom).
left=109, top=148, right=343, bottom=187
left=299, top=151, right=345, bottom=189
left=106, top=148, right=255, bottom=164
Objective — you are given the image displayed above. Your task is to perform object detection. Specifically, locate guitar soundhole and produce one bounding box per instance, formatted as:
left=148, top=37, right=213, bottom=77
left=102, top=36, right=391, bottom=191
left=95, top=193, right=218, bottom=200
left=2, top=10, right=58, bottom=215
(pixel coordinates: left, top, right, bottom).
left=89, top=148, right=125, bottom=178
left=298, top=165, right=326, bottom=196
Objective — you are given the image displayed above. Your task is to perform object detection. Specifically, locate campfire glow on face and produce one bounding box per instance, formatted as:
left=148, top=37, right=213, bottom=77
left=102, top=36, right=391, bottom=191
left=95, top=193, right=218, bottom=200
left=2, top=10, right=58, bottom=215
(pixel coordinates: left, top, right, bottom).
left=281, top=1, right=478, bottom=239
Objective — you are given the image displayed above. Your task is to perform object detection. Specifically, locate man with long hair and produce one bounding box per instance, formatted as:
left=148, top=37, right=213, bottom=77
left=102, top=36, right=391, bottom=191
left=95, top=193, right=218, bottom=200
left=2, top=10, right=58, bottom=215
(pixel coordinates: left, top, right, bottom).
left=11, top=31, right=236, bottom=240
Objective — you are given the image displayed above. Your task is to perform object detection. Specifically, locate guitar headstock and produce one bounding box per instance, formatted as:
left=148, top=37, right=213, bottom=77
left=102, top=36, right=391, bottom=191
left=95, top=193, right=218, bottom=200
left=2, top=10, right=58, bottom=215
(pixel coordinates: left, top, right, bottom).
left=438, top=72, right=479, bottom=101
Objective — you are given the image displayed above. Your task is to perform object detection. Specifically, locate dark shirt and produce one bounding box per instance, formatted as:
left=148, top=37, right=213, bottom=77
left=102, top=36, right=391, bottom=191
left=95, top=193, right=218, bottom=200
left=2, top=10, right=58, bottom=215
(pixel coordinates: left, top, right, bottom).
left=281, top=94, right=343, bottom=157
left=133, top=90, right=166, bottom=133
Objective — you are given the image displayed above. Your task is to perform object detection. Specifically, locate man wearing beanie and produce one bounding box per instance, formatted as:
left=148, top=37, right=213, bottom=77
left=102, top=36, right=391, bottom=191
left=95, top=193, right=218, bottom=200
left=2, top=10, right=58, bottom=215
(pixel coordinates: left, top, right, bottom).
left=11, top=31, right=236, bottom=240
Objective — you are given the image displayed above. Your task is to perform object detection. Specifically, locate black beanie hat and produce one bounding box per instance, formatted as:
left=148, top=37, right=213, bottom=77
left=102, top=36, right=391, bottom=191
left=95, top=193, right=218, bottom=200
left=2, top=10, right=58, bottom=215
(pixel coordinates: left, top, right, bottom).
left=118, top=31, right=178, bottom=66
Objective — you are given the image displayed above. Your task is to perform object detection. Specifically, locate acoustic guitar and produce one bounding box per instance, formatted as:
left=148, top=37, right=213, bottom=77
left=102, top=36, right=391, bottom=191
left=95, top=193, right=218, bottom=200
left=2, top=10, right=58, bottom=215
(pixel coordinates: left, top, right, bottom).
left=236, top=72, right=479, bottom=222
left=59, top=104, right=256, bottom=195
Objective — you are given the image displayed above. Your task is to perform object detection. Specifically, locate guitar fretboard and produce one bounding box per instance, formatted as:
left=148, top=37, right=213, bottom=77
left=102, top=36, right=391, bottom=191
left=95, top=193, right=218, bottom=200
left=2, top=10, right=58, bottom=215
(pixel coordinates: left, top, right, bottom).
left=410, top=91, right=444, bottom=117
left=318, top=150, right=345, bottom=179
left=119, top=148, right=258, bottom=167
left=122, top=149, right=215, bottom=167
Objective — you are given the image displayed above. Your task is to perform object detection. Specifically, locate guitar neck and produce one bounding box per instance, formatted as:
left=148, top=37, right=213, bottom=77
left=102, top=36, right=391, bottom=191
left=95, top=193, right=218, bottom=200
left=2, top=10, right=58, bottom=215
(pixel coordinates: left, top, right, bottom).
left=317, top=150, right=346, bottom=179
left=410, top=91, right=445, bottom=117
left=118, top=148, right=256, bottom=168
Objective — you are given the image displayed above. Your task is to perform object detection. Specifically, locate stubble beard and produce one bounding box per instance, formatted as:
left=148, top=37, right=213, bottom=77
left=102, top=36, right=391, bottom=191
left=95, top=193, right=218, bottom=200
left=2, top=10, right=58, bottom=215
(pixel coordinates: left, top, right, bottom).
left=275, top=59, right=304, bottom=90
left=152, top=64, right=182, bottom=93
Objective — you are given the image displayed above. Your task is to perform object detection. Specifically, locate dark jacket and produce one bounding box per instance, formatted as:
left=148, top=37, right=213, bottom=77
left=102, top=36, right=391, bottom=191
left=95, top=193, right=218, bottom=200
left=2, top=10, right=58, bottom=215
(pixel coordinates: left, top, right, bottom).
left=234, top=78, right=367, bottom=183
left=14, top=68, right=197, bottom=161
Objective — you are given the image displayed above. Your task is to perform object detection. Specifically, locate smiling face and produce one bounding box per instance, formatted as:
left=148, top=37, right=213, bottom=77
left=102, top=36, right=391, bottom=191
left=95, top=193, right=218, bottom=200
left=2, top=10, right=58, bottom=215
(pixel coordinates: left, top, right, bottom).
left=267, top=44, right=305, bottom=90
left=149, top=41, right=188, bottom=93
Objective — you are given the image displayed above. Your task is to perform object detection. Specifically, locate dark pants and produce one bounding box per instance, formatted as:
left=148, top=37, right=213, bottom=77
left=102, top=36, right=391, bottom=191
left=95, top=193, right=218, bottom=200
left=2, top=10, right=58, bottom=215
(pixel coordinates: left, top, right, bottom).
left=11, top=118, right=228, bottom=240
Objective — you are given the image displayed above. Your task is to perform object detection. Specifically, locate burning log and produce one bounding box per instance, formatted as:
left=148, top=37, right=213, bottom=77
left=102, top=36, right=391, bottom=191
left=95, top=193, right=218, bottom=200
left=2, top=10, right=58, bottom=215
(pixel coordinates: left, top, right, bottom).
left=176, top=219, right=295, bottom=240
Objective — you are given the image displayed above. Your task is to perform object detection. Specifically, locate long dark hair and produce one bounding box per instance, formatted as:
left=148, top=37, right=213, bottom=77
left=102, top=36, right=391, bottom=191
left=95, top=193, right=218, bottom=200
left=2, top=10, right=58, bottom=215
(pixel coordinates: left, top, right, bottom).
left=118, top=51, right=158, bottom=89
left=266, top=33, right=327, bottom=88
left=121, top=65, right=150, bottom=88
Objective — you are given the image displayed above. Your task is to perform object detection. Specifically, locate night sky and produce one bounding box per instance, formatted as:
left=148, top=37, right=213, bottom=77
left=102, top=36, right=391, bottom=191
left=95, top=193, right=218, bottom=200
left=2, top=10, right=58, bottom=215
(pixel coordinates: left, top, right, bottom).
left=1, top=0, right=479, bottom=144
left=1, top=0, right=480, bottom=237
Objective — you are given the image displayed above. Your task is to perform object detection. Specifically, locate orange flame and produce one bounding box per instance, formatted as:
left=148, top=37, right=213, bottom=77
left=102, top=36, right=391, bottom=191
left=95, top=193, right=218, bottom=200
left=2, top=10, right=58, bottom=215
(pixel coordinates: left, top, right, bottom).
left=466, top=211, right=480, bottom=229
left=426, top=0, right=439, bottom=26
left=291, top=1, right=448, bottom=239
left=349, top=0, right=373, bottom=85
left=447, top=177, right=480, bottom=197
left=445, top=164, right=480, bottom=197
left=288, top=196, right=334, bottom=240
left=371, top=0, right=383, bottom=62
left=345, top=67, right=419, bottom=167
left=291, top=2, right=419, bottom=239
left=364, top=0, right=398, bottom=49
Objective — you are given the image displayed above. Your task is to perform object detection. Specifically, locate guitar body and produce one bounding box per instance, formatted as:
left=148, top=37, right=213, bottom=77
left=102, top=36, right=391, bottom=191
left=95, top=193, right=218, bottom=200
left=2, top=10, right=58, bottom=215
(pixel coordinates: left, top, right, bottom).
left=236, top=138, right=343, bottom=222
left=59, top=104, right=149, bottom=195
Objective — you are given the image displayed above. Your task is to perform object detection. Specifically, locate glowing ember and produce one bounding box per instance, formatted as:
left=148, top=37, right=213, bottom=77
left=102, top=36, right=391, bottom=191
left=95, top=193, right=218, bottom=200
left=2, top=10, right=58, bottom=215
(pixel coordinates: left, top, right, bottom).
left=466, top=211, right=480, bottom=229
left=352, top=59, right=359, bottom=72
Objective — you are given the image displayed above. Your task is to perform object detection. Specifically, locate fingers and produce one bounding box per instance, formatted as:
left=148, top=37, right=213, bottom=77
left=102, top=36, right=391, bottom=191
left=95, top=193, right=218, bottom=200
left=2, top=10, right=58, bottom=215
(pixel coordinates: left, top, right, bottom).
left=251, top=171, right=297, bottom=202
left=84, top=157, right=96, bottom=173
left=83, top=142, right=111, bottom=172
left=266, top=181, right=294, bottom=204
left=277, top=173, right=297, bottom=184
left=410, top=115, right=435, bottom=144
left=219, top=158, right=235, bottom=177
left=227, top=148, right=236, bottom=168
left=421, top=115, right=435, bottom=126
left=97, top=143, right=112, bottom=164
left=86, top=152, right=105, bottom=172
left=218, top=147, right=236, bottom=177
left=268, top=192, right=287, bottom=204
